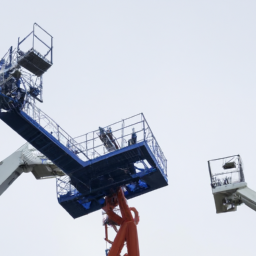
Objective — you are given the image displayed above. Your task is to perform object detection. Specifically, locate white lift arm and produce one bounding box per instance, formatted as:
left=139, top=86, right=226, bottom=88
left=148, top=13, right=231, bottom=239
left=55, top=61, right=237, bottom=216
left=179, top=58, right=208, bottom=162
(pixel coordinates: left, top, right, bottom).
left=0, top=143, right=64, bottom=196
left=236, top=187, right=256, bottom=211
left=211, top=182, right=256, bottom=213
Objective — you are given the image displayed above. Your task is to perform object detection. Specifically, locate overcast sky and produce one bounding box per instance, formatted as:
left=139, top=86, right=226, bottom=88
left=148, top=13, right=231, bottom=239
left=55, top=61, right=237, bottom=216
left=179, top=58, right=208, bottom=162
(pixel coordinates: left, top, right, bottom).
left=1, top=1, right=256, bottom=255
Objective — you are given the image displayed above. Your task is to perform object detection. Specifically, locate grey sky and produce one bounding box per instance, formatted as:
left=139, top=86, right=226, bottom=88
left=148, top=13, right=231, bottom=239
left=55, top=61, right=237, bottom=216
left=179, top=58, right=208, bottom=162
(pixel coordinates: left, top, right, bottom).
left=1, top=1, right=256, bottom=255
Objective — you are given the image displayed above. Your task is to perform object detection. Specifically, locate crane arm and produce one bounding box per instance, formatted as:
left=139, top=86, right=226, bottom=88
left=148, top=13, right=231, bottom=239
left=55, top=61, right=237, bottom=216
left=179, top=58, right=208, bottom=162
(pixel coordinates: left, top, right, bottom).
left=0, top=143, right=64, bottom=196
left=236, top=187, right=256, bottom=211
left=0, top=151, right=23, bottom=196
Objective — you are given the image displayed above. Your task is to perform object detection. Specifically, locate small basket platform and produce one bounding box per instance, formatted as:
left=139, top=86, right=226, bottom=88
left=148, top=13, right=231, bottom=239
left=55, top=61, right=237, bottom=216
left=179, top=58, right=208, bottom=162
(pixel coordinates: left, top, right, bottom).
left=18, top=49, right=52, bottom=76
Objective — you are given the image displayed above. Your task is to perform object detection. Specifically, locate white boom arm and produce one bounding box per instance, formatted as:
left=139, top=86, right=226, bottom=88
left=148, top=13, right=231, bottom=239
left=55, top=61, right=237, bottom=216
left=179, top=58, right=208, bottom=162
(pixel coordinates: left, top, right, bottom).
left=212, top=183, right=256, bottom=213
left=236, top=187, right=256, bottom=211
left=0, top=143, right=64, bottom=196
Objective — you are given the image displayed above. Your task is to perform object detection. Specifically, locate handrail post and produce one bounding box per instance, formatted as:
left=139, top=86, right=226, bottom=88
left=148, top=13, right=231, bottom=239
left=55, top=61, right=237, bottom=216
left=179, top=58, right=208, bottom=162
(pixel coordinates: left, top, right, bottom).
left=238, top=155, right=245, bottom=182
left=69, top=177, right=71, bottom=196
left=33, top=23, right=35, bottom=49
left=143, top=120, right=145, bottom=141
left=208, top=161, right=213, bottom=184
left=57, top=125, right=60, bottom=141
left=17, top=37, right=20, bottom=53
left=121, top=120, right=124, bottom=148
left=165, top=159, right=167, bottom=176
left=33, top=103, right=35, bottom=120
left=86, top=134, right=88, bottom=157
left=93, top=131, right=95, bottom=159
left=51, top=37, right=53, bottom=64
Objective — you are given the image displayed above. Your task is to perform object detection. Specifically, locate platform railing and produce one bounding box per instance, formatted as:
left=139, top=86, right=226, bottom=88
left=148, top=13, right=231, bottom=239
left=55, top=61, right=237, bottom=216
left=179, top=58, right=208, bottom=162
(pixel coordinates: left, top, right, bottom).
left=18, top=23, right=53, bottom=64
left=23, top=105, right=167, bottom=176
left=56, top=175, right=81, bottom=201
left=23, top=103, right=89, bottom=161
left=73, top=113, right=167, bottom=176
left=208, top=155, right=244, bottom=188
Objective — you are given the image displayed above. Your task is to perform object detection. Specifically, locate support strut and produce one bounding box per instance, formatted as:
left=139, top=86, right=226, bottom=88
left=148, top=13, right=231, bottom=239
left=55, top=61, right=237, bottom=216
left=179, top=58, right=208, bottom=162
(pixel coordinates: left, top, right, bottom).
left=103, top=187, right=140, bottom=256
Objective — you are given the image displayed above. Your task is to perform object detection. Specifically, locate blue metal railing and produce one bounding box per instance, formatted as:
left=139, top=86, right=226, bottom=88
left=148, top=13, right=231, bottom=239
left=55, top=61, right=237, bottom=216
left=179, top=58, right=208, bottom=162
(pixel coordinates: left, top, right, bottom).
left=56, top=175, right=81, bottom=202
left=23, top=105, right=167, bottom=175
left=23, top=103, right=90, bottom=160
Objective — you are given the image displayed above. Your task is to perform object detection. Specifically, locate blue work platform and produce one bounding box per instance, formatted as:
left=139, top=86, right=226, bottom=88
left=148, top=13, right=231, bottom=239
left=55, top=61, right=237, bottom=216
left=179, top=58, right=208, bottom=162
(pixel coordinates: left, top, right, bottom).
left=0, top=94, right=168, bottom=218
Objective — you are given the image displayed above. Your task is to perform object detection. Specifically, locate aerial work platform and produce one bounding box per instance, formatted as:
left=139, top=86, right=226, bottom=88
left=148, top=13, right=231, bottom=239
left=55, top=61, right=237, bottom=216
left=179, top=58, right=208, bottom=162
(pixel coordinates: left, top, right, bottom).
left=17, top=23, right=53, bottom=77
left=0, top=107, right=168, bottom=218
left=17, top=49, right=52, bottom=77
left=0, top=23, right=167, bottom=219
left=208, top=155, right=256, bottom=213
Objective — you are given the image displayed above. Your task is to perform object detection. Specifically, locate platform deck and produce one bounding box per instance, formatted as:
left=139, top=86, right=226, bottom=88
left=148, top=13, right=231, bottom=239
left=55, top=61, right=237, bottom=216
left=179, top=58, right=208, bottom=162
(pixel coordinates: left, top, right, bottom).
left=18, top=49, right=52, bottom=76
